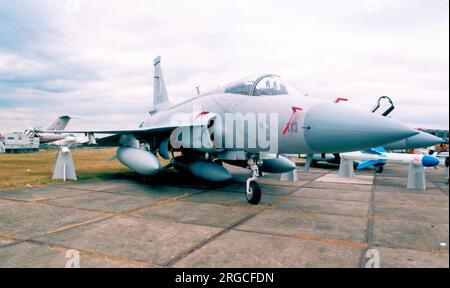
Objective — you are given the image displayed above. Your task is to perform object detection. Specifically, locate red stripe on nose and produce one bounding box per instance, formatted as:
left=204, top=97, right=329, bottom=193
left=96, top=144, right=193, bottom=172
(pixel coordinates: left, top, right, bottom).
left=335, top=98, right=348, bottom=103
left=283, top=106, right=303, bottom=135
left=195, top=111, right=209, bottom=120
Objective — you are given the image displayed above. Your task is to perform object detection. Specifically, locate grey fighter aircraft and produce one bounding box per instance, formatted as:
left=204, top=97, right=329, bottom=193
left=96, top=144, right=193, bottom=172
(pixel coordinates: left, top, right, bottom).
left=38, top=57, right=418, bottom=204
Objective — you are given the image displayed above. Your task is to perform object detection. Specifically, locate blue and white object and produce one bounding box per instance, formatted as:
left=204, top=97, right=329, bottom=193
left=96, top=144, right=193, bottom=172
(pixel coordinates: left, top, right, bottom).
left=341, top=147, right=440, bottom=170
left=340, top=147, right=441, bottom=190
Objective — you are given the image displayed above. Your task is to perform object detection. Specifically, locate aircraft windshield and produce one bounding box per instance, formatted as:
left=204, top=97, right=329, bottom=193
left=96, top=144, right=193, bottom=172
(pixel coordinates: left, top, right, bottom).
left=224, top=74, right=294, bottom=96
left=224, top=79, right=255, bottom=95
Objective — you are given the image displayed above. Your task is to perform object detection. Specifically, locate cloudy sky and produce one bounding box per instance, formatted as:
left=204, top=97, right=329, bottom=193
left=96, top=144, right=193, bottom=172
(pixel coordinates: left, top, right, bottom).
left=0, top=0, right=448, bottom=133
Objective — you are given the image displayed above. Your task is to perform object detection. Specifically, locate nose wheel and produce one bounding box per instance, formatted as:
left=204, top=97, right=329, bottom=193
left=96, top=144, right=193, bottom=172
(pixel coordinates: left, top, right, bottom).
left=246, top=160, right=262, bottom=205
left=246, top=180, right=261, bottom=204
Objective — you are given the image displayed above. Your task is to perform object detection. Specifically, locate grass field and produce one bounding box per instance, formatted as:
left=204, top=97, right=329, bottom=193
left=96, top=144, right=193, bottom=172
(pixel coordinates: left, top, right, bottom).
left=0, top=148, right=132, bottom=190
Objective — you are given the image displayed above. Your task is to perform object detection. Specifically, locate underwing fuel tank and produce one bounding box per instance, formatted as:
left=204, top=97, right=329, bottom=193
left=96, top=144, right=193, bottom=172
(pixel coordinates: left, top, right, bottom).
left=171, top=156, right=232, bottom=182
left=261, top=155, right=296, bottom=173
left=221, top=155, right=296, bottom=173
left=116, top=147, right=160, bottom=175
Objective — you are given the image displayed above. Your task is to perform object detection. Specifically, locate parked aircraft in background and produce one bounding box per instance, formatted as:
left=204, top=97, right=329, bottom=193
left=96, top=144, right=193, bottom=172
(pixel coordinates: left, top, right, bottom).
left=384, top=131, right=444, bottom=150
left=37, top=57, right=418, bottom=204
left=314, top=131, right=443, bottom=162
left=26, top=116, right=72, bottom=144
left=306, top=130, right=444, bottom=168
left=341, top=147, right=440, bottom=173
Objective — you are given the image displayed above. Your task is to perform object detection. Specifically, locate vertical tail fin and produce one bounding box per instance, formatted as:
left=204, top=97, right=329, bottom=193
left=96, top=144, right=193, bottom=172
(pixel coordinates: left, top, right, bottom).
left=151, top=56, right=170, bottom=113
left=47, top=115, right=71, bottom=130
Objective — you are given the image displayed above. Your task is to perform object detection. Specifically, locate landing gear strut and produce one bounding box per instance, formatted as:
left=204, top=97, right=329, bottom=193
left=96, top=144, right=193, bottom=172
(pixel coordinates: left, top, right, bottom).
left=246, top=158, right=262, bottom=205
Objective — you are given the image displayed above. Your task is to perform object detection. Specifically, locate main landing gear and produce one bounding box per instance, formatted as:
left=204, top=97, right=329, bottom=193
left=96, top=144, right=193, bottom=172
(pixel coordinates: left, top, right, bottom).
left=246, top=158, right=263, bottom=205
left=375, top=166, right=384, bottom=173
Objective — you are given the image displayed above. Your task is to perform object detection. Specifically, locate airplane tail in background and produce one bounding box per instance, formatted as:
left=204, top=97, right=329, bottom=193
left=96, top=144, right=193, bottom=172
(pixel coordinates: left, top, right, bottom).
left=151, top=56, right=170, bottom=114
left=47, top=115, right=71, bottom=131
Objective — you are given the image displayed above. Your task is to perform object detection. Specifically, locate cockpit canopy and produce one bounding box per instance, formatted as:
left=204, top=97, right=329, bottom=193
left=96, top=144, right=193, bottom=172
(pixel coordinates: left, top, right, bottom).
left=224, top=74, right=296, bottom=96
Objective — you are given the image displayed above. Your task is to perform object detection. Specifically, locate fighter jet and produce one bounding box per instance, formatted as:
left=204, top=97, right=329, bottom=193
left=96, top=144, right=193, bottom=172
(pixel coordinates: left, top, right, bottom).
left=26, top=115, right=72, bottom=144
left=384, top=131, right=444, bottom=150
left=37, top=56, right=418, bottom=204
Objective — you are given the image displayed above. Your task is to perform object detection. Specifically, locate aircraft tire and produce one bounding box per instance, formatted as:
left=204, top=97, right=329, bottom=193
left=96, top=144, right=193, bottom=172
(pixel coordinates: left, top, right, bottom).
left=376, top=167, right=384, bottom=173
left=246, top=181, right=261, bottom=205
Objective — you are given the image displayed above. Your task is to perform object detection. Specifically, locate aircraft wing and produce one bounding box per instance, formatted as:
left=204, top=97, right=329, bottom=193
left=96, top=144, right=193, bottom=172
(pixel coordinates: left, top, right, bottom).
left=37, top=111, right=218, bottom=136
left=37, top=112, right=218, bottom=147
left=37, top=125, right=179, bottom=135
left=37, top=125, right=190, bottom=148
left=90, top=135, right=122, bottom=147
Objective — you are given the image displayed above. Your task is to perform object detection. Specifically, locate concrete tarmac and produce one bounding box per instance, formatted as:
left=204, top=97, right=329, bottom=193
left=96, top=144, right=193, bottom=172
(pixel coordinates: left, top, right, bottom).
left=0, top=164, right=448, bottom=268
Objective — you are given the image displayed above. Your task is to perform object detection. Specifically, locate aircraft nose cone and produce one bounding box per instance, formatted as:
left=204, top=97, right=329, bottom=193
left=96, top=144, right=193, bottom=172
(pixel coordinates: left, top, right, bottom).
left=422, top=155, right=440, bottom=167
left=304, top=103, right=418, bottom=153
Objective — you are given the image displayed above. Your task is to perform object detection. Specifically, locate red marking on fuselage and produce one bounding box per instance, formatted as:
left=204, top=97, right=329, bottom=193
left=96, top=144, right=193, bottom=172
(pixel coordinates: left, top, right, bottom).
left=282, top=106, right=303, bottom=135
left=195, top=111, right=209, bottom=120
left=335, top=98, right=348, bottom=103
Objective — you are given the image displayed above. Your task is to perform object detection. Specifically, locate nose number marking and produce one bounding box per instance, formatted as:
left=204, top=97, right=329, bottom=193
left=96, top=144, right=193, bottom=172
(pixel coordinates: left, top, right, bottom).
left=283, top=106, right=303, bottom=135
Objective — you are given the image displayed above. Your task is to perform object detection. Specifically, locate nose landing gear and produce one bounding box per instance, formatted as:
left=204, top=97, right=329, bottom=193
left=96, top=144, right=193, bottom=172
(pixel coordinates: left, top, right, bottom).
left=246, top=158, right=262, bottom=205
